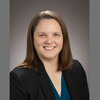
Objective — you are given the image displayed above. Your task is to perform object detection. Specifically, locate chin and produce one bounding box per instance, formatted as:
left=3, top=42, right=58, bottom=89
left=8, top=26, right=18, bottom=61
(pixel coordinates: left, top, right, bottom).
left=42, top=54, right=58, bottom=60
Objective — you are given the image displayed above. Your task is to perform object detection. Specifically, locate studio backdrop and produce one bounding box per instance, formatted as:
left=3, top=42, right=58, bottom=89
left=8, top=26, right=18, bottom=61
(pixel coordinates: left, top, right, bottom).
left=10, top=0, right=89, bottom=81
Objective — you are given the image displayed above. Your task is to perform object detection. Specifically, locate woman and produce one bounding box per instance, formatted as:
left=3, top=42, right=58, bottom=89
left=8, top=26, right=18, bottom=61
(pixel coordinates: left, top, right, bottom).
left=10, top=10, right=89, bottom=100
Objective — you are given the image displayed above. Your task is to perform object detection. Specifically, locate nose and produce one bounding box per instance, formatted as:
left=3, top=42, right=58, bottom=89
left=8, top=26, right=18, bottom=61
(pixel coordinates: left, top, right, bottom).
left=45, top=36, right=53, bottom=44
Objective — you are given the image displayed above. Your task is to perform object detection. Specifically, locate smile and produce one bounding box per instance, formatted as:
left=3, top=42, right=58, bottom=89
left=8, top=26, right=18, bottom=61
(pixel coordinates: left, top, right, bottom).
left=43, top=46, right=55, bottom=50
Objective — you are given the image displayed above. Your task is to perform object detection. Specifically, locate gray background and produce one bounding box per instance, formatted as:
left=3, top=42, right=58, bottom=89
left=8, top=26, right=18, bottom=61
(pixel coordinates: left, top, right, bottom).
left=0, top=0, right=9, bottom=99
left=10, top=0, right=89, bottom=80
left=0, top=0, right=100, bottom=100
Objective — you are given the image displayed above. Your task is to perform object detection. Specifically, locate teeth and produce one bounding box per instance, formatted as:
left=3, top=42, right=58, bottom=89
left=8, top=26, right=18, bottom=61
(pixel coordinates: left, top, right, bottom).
left=44, top=46, right=55, bottom=50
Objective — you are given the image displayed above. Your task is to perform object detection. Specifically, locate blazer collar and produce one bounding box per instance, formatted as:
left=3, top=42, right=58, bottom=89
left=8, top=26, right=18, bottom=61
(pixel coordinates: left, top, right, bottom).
left=36, top=56, right=79, bottom=100
left=36, top=56, right=56, bottom=100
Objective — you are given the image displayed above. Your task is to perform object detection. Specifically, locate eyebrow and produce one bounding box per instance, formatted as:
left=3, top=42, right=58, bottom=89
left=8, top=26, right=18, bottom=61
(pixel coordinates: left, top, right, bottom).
left=38, top=32, right=46, bottom=34
left=37, top=32, right=62, bottom=34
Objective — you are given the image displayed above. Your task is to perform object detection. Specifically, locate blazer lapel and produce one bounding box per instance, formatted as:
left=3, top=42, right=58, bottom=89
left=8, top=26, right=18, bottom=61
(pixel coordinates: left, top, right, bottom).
left=63, top=69, right=79, bottom=100
left=36, top=57, right=56, bottom=100
left=39, top=71, right=56, bottom=100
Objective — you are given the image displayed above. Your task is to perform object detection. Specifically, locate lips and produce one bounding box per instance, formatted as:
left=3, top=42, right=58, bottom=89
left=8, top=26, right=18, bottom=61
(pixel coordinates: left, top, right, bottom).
left=43, top=46, right=55, bottom=50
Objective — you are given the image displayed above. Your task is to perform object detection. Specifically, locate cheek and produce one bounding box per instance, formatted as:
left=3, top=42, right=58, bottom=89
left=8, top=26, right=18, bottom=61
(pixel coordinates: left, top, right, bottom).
left=34, top=40, right=43, bottom=53
left=57, top=38, right=63, bottom=47
left=34, top=38, right=44, bottom=47
left=59, top=41, right=63, bottom=49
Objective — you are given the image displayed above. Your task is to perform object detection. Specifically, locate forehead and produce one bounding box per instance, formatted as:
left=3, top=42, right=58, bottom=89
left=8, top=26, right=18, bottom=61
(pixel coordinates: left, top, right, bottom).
left=35, top=19, right=62, bottom=32
left=38, top=18, right=59, bottom=25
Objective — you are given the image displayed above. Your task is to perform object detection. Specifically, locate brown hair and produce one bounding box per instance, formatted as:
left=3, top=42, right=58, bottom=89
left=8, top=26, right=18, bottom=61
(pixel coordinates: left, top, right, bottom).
left=18, top=10, right=73, bottom=71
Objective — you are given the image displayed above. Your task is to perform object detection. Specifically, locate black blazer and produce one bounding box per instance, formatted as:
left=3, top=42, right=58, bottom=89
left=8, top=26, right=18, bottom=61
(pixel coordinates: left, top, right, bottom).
left=10, top=59, right=89, bottom=100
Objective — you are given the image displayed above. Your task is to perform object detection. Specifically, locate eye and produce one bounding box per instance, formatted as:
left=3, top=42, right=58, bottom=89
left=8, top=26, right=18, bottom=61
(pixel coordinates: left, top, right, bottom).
left=53, top=33, right=61, bottom=37
left=39, top=34, right=47, bottom=37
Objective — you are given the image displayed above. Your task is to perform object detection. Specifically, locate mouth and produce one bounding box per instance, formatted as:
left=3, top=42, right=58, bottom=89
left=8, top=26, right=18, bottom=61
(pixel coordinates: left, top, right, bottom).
left=43, top=46, right=55, bottom=50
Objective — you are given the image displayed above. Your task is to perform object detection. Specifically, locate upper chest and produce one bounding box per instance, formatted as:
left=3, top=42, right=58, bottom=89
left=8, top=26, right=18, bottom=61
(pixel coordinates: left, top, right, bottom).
left=47, top=71, right=62, bottom=96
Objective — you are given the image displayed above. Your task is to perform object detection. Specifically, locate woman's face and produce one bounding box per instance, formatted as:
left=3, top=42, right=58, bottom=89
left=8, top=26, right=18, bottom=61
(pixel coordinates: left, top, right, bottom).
left=34, top=19, right=63, bottom=60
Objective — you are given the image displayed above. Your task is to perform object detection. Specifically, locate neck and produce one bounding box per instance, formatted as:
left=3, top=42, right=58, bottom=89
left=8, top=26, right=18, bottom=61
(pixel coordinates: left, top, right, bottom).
left=39, top=56, right=59, bottom=73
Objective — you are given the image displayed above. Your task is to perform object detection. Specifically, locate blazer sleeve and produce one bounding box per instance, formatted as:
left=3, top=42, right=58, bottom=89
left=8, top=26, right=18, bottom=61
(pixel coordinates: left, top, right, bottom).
left=10, top=71, right=28, bottom=100
left=75, top=60, right=89, bottom=100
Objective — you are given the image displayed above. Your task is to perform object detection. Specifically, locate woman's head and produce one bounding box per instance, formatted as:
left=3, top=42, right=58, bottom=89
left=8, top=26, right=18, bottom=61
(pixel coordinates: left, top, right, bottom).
left=34, top=18, right=63, bottom=61
left=21, top=10, right=73, bottom=71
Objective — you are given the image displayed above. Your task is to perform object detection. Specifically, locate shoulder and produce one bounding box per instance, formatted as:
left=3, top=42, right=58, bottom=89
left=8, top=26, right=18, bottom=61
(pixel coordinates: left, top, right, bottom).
left=64, top=59, right=88, bottom=80
left=10, top=67, right=40, bottom=99
left=10, top=67, right=39, bottom=90
left=68, top=59, right=86, bottom=74
left=63, top=60, right=89, bottom=99
left=10, top=67, right=38, bottom=80
left=72, top=59, right=87, bottom=76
